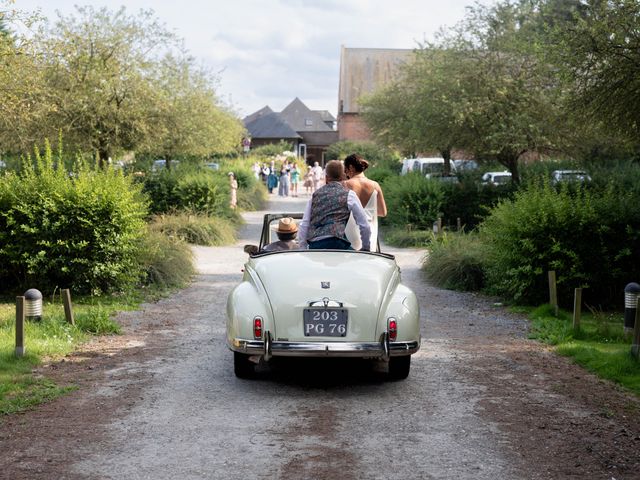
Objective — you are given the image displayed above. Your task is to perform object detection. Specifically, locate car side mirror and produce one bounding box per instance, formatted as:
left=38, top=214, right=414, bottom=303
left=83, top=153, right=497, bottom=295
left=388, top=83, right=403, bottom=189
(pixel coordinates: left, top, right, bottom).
left=244, top=244, right=259, bottom=255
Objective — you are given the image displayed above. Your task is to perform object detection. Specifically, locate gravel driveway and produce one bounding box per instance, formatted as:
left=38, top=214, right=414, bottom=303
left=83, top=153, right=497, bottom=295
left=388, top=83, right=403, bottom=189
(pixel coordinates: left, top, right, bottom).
left=1, top=193, right=639, bottom=480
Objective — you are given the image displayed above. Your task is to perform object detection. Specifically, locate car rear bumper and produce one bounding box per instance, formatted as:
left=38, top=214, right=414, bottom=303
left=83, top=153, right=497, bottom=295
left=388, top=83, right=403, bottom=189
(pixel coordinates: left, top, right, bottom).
left=229, top=332, right=419, bottom=359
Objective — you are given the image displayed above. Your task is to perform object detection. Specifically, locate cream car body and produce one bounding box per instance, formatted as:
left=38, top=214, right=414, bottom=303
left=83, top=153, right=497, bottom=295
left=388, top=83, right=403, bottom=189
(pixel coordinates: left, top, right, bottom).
left=226, top=213, right=421, bottom=379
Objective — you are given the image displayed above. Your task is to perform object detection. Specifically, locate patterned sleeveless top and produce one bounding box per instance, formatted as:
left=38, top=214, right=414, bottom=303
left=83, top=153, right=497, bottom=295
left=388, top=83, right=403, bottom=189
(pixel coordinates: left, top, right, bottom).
left=308, top=182, right=350, bottom=242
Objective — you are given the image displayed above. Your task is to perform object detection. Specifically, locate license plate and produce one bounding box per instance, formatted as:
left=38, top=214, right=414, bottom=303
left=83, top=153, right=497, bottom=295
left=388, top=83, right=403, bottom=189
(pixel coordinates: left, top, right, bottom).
left=303, top=308, right=348, bottom=337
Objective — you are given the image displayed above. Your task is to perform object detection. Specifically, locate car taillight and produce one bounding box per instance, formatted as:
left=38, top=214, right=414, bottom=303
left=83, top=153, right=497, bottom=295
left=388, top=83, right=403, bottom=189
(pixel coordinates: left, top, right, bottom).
left=388, top=318, right=397, bottom=341
left=254, top=316, right=263, bottom=339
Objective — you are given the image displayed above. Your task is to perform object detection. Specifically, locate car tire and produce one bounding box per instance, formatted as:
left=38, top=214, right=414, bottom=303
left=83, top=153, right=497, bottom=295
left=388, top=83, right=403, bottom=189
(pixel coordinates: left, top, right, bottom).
left=234, top=352, right=256, bottom=379
left=388, top=355, right=411, bottom=380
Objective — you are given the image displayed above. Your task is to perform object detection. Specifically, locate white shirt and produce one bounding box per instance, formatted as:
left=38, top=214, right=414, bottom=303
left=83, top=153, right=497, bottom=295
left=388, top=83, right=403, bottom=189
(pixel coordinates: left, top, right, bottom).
left=298, top=189, right=371, bottom=250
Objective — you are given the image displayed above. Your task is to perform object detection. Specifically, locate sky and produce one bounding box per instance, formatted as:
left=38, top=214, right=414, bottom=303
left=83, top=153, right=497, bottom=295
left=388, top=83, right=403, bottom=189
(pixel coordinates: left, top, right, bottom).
left=15, top=0, right=495, bottom=119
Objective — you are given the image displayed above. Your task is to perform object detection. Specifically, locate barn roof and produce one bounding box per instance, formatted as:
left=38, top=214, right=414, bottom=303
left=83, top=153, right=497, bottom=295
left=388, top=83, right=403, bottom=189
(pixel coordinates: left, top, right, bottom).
left=338, top=46, right=414, bottom=114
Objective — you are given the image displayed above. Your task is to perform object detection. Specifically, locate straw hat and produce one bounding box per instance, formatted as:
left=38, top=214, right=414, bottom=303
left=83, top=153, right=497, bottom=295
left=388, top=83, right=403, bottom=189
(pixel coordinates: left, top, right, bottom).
left=276, top=217, right=298, bottom=234
left=227, top=171, right=235, bottom=176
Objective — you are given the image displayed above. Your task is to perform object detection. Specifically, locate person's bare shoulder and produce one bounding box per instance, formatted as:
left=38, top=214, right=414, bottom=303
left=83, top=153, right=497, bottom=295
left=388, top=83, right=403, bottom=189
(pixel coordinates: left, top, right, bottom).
left=344, top=178, right=358, bottom=190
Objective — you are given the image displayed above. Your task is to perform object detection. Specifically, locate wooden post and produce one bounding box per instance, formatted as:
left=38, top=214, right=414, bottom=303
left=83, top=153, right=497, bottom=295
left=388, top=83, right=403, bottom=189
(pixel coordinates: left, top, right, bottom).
left=437, top=217, right=442, bottom=235
left=62, top=288, right=75, bottom=325
left=572, top=288, right=582, bottom=332
left=548, top=271, right=558, bottom=316
left=632, top=298, right=640, bottom=359
left=457, top=217, right=462, bottom=231
left=15, top=296, right=25, bottom=357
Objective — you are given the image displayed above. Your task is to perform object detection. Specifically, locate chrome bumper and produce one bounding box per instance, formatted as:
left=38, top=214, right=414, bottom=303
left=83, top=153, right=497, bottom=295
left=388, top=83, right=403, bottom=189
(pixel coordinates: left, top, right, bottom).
left=229, top=332, right=419, bottom=360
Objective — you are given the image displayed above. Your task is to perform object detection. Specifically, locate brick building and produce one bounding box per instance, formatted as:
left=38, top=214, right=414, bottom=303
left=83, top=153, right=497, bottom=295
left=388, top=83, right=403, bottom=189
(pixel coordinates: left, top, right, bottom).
left=337, top=46, right=413, bottom=142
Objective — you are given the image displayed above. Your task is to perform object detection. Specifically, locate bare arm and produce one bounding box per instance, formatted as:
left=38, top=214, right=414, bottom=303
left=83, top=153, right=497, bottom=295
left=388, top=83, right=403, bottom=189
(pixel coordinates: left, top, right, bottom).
left=375, top=183, right=387, bottom=217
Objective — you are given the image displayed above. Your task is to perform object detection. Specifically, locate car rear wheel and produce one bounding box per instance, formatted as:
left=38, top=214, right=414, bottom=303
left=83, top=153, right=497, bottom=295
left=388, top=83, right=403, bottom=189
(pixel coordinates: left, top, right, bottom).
left=388, top=355, right=411, bottom=380
left=234, top=352, right=256, bottom=379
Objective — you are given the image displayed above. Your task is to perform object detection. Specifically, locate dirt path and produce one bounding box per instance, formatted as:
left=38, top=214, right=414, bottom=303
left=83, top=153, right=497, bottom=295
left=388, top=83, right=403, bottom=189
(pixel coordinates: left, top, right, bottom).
left=1, top=193, right=639, bottom=479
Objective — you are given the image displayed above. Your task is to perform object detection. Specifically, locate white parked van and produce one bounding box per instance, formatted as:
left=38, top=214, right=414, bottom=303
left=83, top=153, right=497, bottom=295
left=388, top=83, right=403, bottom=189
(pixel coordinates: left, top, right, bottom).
left=401, top=157, right=446, bottom=176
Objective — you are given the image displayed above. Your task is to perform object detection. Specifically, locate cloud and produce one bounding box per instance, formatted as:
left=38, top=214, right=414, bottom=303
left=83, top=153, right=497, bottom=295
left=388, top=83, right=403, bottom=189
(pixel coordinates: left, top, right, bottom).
left=17, top=0, right=495, bottom=116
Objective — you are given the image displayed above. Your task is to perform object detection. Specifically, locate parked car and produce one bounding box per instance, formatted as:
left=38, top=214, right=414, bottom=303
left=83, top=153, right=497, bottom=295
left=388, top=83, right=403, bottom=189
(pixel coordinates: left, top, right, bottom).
left=205, top=162, right=220, bottom=171
left=227, top=213, right=421, bottom=380
left=151, top=159, right=180, bottom=171
left=551, top=170, right=591, bottom=184
left=401, top=157, right=445, bottom=176
left=452, top=159, right=478, bottom=172
left=481, top=171, right=512, bottom=186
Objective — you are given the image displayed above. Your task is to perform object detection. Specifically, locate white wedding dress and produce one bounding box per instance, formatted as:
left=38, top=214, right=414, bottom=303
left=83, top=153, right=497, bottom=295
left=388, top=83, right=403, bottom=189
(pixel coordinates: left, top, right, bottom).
left=345, top=190, right=378, bottom=251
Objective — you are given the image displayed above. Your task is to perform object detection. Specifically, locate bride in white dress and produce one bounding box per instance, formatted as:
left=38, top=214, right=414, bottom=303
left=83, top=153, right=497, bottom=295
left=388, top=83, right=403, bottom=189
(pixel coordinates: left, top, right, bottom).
left=345, top=189, right=378, bottom=250
left=342, top=154, right=387, bottom=251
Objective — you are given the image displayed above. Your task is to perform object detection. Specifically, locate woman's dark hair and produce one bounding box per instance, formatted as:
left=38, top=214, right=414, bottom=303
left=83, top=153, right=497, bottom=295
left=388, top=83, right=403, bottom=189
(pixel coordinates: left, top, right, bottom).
left=344, top=153, right=369, bottom=173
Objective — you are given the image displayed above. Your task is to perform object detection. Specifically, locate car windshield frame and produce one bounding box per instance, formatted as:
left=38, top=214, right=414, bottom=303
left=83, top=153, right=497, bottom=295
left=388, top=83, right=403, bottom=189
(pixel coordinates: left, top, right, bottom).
left=254, top=213, right=388, bottom=258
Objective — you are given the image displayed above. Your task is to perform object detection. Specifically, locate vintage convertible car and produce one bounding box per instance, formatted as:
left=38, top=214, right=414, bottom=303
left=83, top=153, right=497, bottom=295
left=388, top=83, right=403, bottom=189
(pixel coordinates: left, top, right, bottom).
left=226, top=213, right=421, bottom=380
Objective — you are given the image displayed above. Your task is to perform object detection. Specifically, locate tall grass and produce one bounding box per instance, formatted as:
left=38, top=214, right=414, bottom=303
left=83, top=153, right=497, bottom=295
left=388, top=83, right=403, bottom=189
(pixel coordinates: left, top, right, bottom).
left=149, top=212, right=236, bottom=246
left=382, top=227, right=433, bottom=247
left=423, top=231, right=487, bottom=291
left=138, top=230, right=195, bottom=290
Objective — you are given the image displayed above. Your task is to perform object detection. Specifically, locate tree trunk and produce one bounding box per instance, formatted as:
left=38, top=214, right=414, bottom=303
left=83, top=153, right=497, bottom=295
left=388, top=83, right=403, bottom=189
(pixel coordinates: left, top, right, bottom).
left=440, top=148, right=452, bottom=176
left=497, top=149, right=522, bottom=184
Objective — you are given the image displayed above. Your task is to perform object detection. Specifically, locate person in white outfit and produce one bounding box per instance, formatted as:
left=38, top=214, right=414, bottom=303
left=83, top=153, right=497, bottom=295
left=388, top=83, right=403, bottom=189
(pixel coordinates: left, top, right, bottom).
left=342, top=153, right=387, bottom=251
left=311, top=161, right=323, bottom=192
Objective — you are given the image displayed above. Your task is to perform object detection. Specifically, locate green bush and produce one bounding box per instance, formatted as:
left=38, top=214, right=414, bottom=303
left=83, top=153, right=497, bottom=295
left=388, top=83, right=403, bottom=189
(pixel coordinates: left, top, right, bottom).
left=149, top=213, right=236, bottom=246
left=326, top=140, right=401, bottom=172
left=423, top=231, right=487, bottom=291
left=142, top=167, right=228, bottom=215
left=250, top=141, right=294, bottom=157
left=587, top=159, right=640, bottom=197
left=439, top=177, right=517, bottom=230
left=173, top=172, right=227, bottom=215
left=480, top=182, right=640, bottom=306
left=138, top=230, right=195, bottom=290
left=75, top=305, right=121, bottom=335
left=0, top=148, right=148, bottom=295
left=141, top=163, right=263, bottom=217
left=367, top=168, right=396, bottom=185
left=382, top=174, right=444, bottom=229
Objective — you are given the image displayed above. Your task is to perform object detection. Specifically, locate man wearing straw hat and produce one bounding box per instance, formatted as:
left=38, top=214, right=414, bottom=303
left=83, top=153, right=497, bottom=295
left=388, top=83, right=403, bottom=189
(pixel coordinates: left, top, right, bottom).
left=263, top=217, right=300, bottom=251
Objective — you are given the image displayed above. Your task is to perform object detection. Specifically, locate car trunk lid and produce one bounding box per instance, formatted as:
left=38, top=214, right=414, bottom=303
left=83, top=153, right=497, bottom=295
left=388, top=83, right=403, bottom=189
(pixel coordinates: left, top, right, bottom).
left=251, top=251, right=397, bottom=342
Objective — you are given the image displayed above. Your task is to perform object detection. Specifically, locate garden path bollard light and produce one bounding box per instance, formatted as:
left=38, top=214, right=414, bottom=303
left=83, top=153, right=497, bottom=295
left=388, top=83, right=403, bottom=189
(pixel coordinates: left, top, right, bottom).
left=624, top=282, right=640, bottom=335
left=24, top=288, right=43, bottom=322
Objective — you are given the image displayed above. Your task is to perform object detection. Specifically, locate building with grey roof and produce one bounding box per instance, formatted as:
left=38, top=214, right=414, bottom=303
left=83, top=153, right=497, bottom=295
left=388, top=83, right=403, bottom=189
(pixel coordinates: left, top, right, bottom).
left=244, top=98, right=338, bottom=166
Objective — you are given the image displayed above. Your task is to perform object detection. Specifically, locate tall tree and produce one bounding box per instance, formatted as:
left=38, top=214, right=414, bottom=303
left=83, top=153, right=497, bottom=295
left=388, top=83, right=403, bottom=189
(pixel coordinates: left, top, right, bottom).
left=37, top=6, right=177, bottom=164
left=0, top=1, right=47, bottom=152
left=551, top=0, right=640, bottom=141
left=363, top=0, right=569, bottom=183
left=440, top=0, right=567, bottom=182
left=361, top=48, right=465, bottom=174
left=146, top=52, right=244, bottom=164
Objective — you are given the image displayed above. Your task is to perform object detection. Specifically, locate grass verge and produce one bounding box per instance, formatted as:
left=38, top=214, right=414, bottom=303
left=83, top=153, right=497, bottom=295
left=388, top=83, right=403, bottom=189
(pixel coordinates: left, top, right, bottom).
left=527, top=304, right=640, bottom=395
left=381, top=226, right=433, bottom=247
left=0, top=298, right=125, bottom=415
